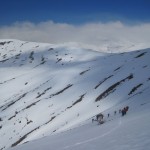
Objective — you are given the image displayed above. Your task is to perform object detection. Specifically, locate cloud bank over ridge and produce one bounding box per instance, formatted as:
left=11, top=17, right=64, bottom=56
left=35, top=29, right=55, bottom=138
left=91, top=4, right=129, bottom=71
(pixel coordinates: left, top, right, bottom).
left=0, top=21, right=150, bottom=52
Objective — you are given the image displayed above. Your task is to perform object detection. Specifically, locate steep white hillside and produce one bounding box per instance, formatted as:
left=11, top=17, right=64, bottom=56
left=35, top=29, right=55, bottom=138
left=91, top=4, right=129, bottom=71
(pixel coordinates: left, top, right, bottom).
left=8, top=97, right=150, bottom=150
left=0, top=39, right=150, bottom=150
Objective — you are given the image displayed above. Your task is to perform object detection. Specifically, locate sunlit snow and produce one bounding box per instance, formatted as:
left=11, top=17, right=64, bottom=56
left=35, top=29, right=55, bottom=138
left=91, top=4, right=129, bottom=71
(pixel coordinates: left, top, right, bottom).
left=0, top=39, right=150, bottom=150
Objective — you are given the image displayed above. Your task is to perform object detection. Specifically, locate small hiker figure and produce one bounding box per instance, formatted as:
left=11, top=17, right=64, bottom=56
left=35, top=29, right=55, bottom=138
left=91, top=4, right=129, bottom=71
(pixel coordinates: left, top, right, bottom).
left=124, top=107, right=127, bottom=115
left=96, top=114, right=99, bottom=121
left=107, top=113, right=110, bottom=118
left=114, top=111, right=117, bottom=115
left=125, top=106, right=129, bottom=112
left=92, top=118, right=94, bottom=123
left=121, top=108, right=125, bottom=116
left=119, top=109, right=122, bottom=114
left=121, top=106, right=129, bottom=116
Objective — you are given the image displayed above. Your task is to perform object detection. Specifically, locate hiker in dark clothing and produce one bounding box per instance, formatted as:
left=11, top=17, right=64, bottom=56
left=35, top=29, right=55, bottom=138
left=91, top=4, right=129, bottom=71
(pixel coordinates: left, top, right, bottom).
left=121, top=109, right=125, bottom=116
left=122, top=106, right=129, bottom=116
left=119, top=109, right=122, bottom=114
left=125, top=106, right=129, bottom=112
left=96, top=114, right=99, bottom=121
left=107, top=113, right=110, bottom=118
left=114, top=111, right=117, bottom=115
left=124, top=107, right=127, bottom=115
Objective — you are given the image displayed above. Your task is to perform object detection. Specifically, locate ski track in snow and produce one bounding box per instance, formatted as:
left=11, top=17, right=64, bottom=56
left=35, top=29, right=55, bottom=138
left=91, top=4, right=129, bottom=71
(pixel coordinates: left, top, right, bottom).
left=63, top=118, right=122, bottom=149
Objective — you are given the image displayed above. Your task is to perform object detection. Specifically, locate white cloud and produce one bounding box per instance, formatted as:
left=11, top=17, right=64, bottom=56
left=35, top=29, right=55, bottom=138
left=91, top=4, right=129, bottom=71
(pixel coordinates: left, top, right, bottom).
left=0, top=21, right=150, bottom=52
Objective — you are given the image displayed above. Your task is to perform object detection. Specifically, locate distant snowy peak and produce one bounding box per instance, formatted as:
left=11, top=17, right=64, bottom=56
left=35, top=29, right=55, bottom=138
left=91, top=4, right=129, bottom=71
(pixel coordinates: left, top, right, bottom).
left=53, top=39, right=150, bottom=53
left=0, top=39, right=150, bottom=150
left=0, top=39, right=149, bottom=53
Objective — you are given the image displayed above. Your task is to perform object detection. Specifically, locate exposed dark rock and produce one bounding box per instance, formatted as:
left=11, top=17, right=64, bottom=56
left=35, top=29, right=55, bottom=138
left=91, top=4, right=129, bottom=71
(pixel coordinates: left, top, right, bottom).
left=135, top=52, right=147, bottom=58
left=94, top=75, right=113, bottom=89
left=0, top=58, right=9, bottom=63
left=50, top=84, right=73, bottom=97
left=2, top=93, right=27, bottom=111
left=66, top=94, right=86, bottom=110
left=8, top=114, right=16, bottom=120
left=41, top=56, right=45, bottom=62
left=31, top=79, right=51, bottom=92
left=0, top=41, right=12, bottom=45
left=27, top=120, right=33, bottom=125
left=22, top=100, right=40, bottom=110
left=29, top=51, right=34, bottom=61
left=45, top=116, right=56, bottom=125
left=36, top=87, right=52, bottom=98
left=79, top=69, right=90, bottom=75
left=2, top=54, right=7, bottom=58
left=114, top=66, right=122, bottom=72
left=48, top=48, right=54, bottom=51
left=95, top=74, right=133, bottom=102
left=15, top=53, right=21, bottom=59
left=20, top=42, right=27, bottom=47
left=143, top=65, right=147, bottom=68
left=11, top=126, right=40, bottom=147
left=8, top=111, right=19, bottom=120
left=0, top=78, right=15, bottom=85
left=72, top=94, right=85, bottom=106
left=56, top=58, right=62, bottom=63
left=128, top=84, right=143, bottom=95
left=0, top=146, right=5, bottom=150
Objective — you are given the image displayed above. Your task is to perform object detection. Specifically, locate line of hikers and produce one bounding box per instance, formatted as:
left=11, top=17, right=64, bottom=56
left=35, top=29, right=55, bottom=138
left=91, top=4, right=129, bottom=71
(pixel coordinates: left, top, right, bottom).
left=92, top=106, right=129, bottom=124
left=120, top=106, right=129, bottom=116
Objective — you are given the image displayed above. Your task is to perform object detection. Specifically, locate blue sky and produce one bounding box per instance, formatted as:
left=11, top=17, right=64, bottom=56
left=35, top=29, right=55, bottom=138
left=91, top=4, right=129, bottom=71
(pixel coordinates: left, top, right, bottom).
left=0, top=0, right=150, bottom=25
left=0, top=0, right=150, bottom=49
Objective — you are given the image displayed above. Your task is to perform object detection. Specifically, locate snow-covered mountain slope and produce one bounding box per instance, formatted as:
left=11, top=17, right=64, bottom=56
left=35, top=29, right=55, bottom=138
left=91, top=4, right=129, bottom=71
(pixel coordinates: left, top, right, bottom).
left=9, top=100, right=150, bottom=150
left=0, top=39, right=150, bottom=150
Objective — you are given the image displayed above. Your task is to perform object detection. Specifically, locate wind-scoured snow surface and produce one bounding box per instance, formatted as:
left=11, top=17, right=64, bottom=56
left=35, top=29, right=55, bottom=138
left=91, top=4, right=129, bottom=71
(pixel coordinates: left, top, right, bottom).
left=0, top=39, right=150, bottom=150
